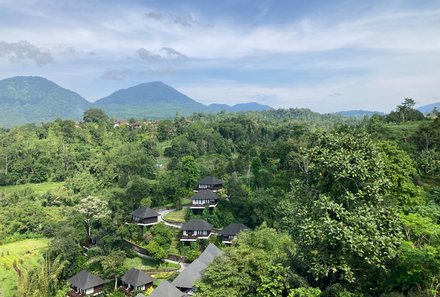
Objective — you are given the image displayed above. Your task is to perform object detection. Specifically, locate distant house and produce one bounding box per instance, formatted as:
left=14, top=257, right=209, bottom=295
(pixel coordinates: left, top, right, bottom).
left=132, top=206, right=160, bottom=226
left=180, top=219, right=213, bottom=242
left=219, top=223, right=250, bottom=244
left=172, top=243, right=222, bottom=293
left=147, top=280, right=185, bottom=297
left=190, top=190, right=219, bottom=209
left=196, top=176, right=223, bottom=191
left=67, top=270, right=107, bottom=296
left=120, top=268, right=155, bottom=293
left=114, top=120, right=128, bottom=128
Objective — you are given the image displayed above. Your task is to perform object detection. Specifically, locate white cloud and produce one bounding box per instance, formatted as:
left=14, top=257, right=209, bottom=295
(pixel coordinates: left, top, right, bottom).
left=0, top=40, right=53, bottom=66
left=1, top=1, right=439, bottom=111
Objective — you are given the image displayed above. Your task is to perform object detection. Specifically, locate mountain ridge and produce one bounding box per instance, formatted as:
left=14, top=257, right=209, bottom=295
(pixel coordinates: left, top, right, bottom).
left=93, top=81, right=208, bottom=119
left=333, top=110, right=385, bottom=118
left=0, top=76, right=91, bottom=127
left=209, top=102, right=273, bottom=112
left=417, top=102, right=440, bottom=114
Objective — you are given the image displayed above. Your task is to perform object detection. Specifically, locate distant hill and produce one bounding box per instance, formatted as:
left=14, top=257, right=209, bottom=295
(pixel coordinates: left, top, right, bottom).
left=0, top=76, right=91, bottom=127
left=417, top=102, right=440, bottom=114
left=334, top=110, right=385, bottom=118
left=209, top=102, right=273, bottom=112
left=93, top=81, right=208, bottom=119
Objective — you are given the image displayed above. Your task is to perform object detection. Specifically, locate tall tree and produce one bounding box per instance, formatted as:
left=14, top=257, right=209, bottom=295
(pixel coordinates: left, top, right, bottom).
left=281, top=132, right=403, bottom=290
left=83, top=108, right=110, bottom=124
left=75, top=196, right=111, bottom=237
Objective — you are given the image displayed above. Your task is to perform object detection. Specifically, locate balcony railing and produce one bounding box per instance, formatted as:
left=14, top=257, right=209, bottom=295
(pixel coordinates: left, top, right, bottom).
left=67, top=291, right=86, bottom=297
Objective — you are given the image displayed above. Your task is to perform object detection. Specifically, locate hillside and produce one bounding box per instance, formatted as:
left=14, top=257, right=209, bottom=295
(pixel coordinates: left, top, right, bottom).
left=0, top=76, right=91, bottom=127
left=93, top=81, right=208, bottom=119
left=334, top=110, right=385, bottom=118
left=209, top=102, right=272, bottom=112
left=417, top=102, right=440, bottom=114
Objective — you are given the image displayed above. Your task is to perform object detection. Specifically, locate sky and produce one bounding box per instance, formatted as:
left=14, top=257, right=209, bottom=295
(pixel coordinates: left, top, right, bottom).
left=0, top=0, right=439, bottom=113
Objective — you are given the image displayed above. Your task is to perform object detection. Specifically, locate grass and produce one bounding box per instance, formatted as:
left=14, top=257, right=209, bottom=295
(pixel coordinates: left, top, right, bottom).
left=0, top=182, right=65, bottom=195
left=164, top=208, right=188, bottom=223
left=0, top=238, right=50, bottom=297
left=124, top=256, right=180, bottom=271
left=157, top=140, right=172, bottom=155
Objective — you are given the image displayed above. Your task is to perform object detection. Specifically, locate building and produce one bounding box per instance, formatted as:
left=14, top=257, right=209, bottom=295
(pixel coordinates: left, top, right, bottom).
left=180, top=219, right=213, bottom=242
left=67, top=270, right=107, bottom=296
left=190, top=190, right=219, bottom=209
left=120, top=268, right=155, bottom=293
left=172, top=243, right=222, bottom=294
left=218, top=223, right=250, bottom=244
left=147, top=281, right=185, bottom=297
left=196, top=176, right=223, bottom=192
left=131, top=206, right=160, bottom=226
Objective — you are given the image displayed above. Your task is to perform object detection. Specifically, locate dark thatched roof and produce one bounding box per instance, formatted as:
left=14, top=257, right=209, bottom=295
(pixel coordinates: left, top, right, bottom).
left=121, top=268, right=155, bottom=287
left=181, top=219, right=213, bottom=231
left=132, top=206, right=160, bottom=219
left=67, top=270, right=107, bottom=289
left=148, top=280, right=185, bottom=297
left=219, top=223, right=250, bottom=236
left=191, top=190, right=219, bottom=201
left=197, top=243, right=223, bottom=266
left=198, top=176, right=223, bottom=186
left=172, top=243, right=222, bottom=289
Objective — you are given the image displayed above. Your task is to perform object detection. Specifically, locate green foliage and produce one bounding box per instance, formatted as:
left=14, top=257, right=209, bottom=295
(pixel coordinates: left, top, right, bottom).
left=281, top=132, right=403, bottom=287
left=195, top=224, right=296, bottom=297
left=181, top=156, right=200, bottom=189
left=288, top=287, right=322, bottom=297
left=17, top=254, right=68, bottom=297
left=82, top=108, right=110, bottom=124
left=2, top=105, right=440, bottom=296
left=0, top=76, right=91, bottom=128
left=146, top=241, right=167, bottom=262
left=75, top=195, right=111, bottom=237
left=387, top=98, right=425, bottom=123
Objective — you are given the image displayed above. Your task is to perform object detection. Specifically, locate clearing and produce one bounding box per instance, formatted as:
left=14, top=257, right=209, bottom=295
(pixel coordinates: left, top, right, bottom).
left=0, top=238, right=50, bottom=297
left=0, top=182, right=65, bottom=195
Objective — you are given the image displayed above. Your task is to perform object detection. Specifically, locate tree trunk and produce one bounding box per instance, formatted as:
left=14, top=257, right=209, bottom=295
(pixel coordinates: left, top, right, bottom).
left=114, top=275, right=118, bottom=290
left=87, top=222, right=91, bottom=237
left=5, top=154, right=8, bottom=175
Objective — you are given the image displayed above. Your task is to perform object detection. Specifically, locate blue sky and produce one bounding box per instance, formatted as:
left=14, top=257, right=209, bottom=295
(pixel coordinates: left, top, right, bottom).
left=1, top=0, right=439, bottom=112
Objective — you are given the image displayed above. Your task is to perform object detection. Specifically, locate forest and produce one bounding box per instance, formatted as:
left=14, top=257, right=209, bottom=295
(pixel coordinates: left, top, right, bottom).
left=0, top=98, right=440, bottom=297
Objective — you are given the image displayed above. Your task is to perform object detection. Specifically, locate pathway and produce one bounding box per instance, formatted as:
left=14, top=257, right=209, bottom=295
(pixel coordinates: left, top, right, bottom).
left=156, top=207, right=187, bottom=229
left=135, top=251, right=188, bottom=272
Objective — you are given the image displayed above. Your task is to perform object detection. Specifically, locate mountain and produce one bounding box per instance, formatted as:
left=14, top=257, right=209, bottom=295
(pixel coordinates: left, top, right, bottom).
left=93, top=81, right=208, bottom=119
left=334, top=110, right=385, bottom=118
left=209, top=102, right=273, bottom=112
left=417, top=102, right=440, bottom=114
left=0, top=76, right=91, bottom=127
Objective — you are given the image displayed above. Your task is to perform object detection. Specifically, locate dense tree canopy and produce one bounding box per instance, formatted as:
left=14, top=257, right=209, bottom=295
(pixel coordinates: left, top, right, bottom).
left=1, top=103, right=439, bottom=296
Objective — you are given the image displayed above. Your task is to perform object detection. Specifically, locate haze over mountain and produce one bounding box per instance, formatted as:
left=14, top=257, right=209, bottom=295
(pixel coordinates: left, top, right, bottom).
left=209, top=102, right=272, bottom=112
left=0, top=77, right=274, bottom=127
left=0, top=76, right=91, bottom=127
left=417, top=102, right=440, bottom=114
left=93, top=81, right=209, bottom=119
left=333, top=110, right=386, bottom=118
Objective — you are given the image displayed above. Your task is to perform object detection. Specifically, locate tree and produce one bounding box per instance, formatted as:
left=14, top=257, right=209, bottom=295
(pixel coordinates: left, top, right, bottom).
left=181, top=155, right=200, bottom=189
left=387, top=98, right=424, bottom=123
left=288, top=287, right=321, bottom=297
left=195, top=224, right=296, bottom=297
left=75, top=196, right=111, bottom=237
left=18, top=254, right=68, bottom=297
left=101, top=251, right=126, bottom=290
left=86, top=251, right=126, bottom=290
left=83, top=108, right=110, bottom=124
left=146, top=240, right=167, bottom=263
left=281, top=132, right=403, bottom=288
